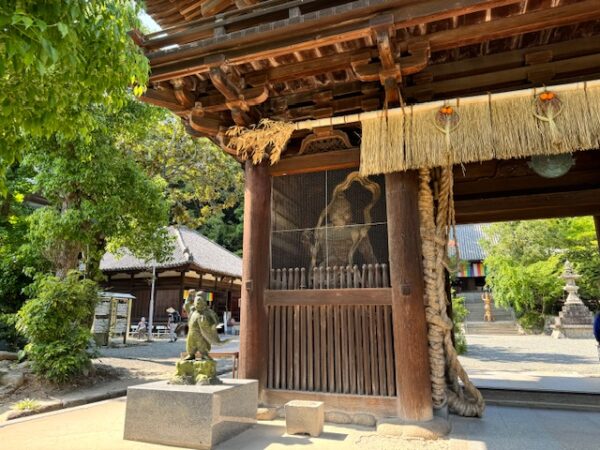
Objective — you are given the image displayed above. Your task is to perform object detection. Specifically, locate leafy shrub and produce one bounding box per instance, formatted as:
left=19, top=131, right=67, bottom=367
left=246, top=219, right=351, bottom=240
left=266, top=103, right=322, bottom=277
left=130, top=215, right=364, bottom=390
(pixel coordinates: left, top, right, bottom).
left=452, top=295, right=468, bottom=355
left=13, top=398, right=40, bottom=412
left=17, top=272, right=98, bottom=383
left=517, top=311, right=545, bottom=334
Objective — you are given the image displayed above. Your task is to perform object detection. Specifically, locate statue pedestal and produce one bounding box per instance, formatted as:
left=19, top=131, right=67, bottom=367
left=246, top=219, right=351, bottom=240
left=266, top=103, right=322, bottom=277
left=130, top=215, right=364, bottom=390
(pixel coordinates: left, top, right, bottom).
left=124, top=379, right=257, bottom=449
left=551, top=303, right=594, bottom=339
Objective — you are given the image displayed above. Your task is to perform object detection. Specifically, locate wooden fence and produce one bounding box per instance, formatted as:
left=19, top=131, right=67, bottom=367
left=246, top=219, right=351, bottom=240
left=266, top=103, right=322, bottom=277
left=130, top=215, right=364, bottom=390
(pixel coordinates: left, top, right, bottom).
left=270, top=263, right=390, bottom=290
left=265, top=290, right=396, bottom=397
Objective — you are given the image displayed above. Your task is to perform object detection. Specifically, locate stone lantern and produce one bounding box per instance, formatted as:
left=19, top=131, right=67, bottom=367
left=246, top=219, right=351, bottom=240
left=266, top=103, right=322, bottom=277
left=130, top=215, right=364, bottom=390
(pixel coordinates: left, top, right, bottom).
left=551, top=261, right=594, bottom=339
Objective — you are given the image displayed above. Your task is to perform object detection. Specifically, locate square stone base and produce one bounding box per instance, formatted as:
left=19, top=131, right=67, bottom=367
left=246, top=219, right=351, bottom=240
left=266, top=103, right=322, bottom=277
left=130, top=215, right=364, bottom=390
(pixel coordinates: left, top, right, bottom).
left=551, top=325, right=593, bottom=339
left=124, top=379, right=257, bottom=449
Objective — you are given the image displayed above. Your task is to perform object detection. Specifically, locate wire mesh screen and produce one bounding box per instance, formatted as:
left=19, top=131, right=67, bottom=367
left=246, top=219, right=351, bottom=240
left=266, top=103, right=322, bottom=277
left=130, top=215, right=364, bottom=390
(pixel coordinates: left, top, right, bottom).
left=271, top=169, right=389, bottom=289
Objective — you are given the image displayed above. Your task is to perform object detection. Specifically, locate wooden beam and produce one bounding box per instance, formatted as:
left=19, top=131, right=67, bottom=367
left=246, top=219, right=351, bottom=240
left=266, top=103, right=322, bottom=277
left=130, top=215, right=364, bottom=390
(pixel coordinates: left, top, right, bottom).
left=420, top=1, right=600, bottom=53
left=269, top=148, right=360, bottom=176
left=239, top=161, right=271, bottom=398
left=147, top=1, right=524, bottom=81
left=263, top=388, right=396, bottom=417
left=264, top=288, right=392, bottom=306
left=385, top=170, right=433, bottom=422
left=455, top=188, right=600, bottom=223
left=406, top=53, right=600, bottom=98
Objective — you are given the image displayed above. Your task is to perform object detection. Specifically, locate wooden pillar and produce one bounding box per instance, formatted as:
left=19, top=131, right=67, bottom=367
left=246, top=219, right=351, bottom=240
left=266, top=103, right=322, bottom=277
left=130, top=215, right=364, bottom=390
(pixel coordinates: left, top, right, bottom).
left=178, top=271, right=185, bottom=308
left=239, top=161, right=271, bottom=393
left=385, top=170, right=433, bottom=422
left=594, top=215, right=600, bottom=253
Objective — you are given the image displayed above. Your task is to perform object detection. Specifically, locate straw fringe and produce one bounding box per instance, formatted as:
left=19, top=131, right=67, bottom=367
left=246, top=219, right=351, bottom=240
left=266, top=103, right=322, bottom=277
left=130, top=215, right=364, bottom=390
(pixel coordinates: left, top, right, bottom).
left=360, top=114, right=405, bottom=176
left=361, top=87, right=600, bottom=174
left=225, top=83, right=600, bottom=172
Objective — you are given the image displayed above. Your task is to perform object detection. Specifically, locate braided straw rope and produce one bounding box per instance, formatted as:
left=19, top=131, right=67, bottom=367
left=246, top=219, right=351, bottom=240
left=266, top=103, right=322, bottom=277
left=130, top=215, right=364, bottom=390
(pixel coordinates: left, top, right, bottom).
left=418, top=166, right=485, bottom=417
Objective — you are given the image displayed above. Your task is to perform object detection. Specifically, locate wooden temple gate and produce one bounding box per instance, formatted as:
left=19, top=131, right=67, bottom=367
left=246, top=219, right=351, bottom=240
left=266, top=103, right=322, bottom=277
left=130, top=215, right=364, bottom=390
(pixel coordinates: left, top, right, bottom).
left=136, top=0, right=600, bottom=423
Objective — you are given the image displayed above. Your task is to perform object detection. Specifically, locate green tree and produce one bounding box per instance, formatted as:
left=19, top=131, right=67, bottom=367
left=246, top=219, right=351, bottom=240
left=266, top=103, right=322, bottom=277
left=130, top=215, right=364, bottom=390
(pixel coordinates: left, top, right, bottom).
left=481, top=218, right=600, bottom=318
left=23, top=101, right=172, bottom=280
left=123, top=106, right=244, bottom=253
left=0, top=1, right=148, bottom=185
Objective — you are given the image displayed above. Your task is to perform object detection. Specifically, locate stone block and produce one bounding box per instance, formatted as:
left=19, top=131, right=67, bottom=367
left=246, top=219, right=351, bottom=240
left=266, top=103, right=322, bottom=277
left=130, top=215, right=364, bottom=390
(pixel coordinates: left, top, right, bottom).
left=284, top=400, right=324, bottom=437
left=124, top=379, right=257, bottom=449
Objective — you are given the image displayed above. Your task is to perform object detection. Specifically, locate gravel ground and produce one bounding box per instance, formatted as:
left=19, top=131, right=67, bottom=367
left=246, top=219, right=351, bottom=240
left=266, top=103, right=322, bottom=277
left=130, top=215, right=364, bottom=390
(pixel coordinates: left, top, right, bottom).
left=459, top=334, right=600, bottom=375
left=96, top=335, right=240, bottom=381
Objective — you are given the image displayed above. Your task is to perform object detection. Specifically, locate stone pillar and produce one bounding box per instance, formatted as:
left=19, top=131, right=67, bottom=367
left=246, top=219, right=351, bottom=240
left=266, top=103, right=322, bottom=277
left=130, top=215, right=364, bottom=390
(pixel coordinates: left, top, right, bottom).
left=385, top=170, right=434, bottom=422
left=239, top=161, right=271, bottom=395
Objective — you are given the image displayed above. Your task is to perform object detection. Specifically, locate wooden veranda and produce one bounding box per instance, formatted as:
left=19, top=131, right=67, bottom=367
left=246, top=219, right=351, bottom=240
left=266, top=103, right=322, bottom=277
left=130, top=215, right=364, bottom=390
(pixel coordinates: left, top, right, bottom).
left=135, top=0, right=600, bottom=423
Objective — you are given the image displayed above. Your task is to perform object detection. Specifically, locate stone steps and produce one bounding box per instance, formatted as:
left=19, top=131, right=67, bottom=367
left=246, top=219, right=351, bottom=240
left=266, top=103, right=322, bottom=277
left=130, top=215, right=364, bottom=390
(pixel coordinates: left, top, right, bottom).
left=465, top=321, right=519, bottom=335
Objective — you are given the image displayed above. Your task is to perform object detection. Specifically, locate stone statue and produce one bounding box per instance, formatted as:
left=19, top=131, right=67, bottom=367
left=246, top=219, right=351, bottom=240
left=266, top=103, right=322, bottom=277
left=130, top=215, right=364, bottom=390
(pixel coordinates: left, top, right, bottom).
left=171, top=290, right=224, bottom=385
left=304, top=171, right=380, bottom=274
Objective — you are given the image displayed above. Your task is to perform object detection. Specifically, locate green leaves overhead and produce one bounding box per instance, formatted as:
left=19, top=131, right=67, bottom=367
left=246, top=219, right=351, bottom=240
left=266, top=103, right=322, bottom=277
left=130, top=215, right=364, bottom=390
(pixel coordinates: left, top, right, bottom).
left=0, top=1, right=149, bottom=166
left=481, top=218, right=600, bottom=315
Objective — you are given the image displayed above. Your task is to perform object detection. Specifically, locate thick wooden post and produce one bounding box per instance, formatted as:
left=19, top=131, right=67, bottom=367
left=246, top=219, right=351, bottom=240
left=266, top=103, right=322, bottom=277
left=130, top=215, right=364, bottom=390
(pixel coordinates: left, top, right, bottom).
left=239, top=161, right=271, bottom=394
left=385, top=170, right=433, bottom=422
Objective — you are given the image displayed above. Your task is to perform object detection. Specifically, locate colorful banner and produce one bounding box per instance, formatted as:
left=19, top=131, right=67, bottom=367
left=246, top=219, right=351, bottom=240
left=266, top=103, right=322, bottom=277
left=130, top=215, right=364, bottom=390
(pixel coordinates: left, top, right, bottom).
left=457, top=261, right=486, bottom=278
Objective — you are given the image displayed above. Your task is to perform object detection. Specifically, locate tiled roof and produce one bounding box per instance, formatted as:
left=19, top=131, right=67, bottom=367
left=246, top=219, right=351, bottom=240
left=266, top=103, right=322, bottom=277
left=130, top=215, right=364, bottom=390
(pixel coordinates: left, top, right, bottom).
left=100, top=226, right=242, bottom=278
left=449, top=224, right=489, bottom=262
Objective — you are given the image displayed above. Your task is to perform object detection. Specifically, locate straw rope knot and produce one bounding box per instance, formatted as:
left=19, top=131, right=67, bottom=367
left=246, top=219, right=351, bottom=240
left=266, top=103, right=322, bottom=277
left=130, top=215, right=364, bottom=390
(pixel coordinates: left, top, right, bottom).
left=418, top=167, right=485, bottom=418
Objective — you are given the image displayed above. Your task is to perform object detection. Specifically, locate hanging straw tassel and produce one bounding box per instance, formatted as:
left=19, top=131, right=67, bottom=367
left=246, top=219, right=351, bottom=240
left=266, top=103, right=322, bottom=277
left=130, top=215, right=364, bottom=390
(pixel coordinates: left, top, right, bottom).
left=226, top=118, right=295, bottom=165
left=360, top=113, right=405, bottom=176
left=584, top=84, right=600, bottom=147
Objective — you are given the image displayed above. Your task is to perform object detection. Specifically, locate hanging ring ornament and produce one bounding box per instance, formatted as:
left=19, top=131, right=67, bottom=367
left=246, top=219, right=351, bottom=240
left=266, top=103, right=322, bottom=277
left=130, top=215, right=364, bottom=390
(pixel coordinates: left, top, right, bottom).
left=433, top=105, right=460, bottom=160
left=532, top=90, right=564, bottom=148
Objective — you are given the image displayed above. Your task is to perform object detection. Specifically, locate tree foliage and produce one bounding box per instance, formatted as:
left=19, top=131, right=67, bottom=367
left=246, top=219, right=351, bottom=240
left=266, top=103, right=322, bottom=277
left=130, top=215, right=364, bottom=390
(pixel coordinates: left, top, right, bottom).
left=23, top=100, right=172, bottom=280
left=481, top=218, right=600, bottom=316
left=122, top=105, right=244, bottom=253
left=17, top=272, right=98, bottom=383
left=0, top=1, right=148, bottom=184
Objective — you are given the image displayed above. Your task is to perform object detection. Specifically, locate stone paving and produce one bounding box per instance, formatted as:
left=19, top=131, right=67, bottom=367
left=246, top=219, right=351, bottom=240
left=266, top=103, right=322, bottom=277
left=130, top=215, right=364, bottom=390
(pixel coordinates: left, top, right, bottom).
left=460, top=334, right=600, bottom=376
left=1, top=398, right=599, bottom=450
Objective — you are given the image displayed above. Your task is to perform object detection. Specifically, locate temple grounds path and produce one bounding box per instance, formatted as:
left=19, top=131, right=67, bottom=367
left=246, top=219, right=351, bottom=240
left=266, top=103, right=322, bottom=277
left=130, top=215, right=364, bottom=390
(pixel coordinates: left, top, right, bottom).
left=1, top=397, right=599, bottom=450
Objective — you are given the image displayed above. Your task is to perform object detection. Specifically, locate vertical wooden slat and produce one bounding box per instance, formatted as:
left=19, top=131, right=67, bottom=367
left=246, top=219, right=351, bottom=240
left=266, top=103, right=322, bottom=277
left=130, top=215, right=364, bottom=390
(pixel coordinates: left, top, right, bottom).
left=339, top=266, right=345, bottom=288
left=314, top=306, right=321, bottom=392
left=341, top=305, right=349, bottom=393
left=361, top=264, right=367, bottom=288
left=300, top=268, right=306, bottom=289
left=375, top=263, right=382, bottom=288
left=327, top=306, right=335, bottom=392
left=294, top=268, right=300, bottom=289
left=319, top=267, right=325, bottom=289
left=268, top=306, right=274, bottom=389
left=320, top=306, right=327, bottom=391
left=384, top=305, right=395, bottom=396
left=282, top=268, right=288, bottom=290
left=334, top=306, right=342, bottom=393
left=293, top=305, right=300, bottom=390
left=348, top=306, right=356, bottom=394
left=353, top=265, right=360, bottom=288
left=300, top=305, right=307, bottom=391
left=369, top=305, right=379, bottom=395
left=274, top=306, right=281, bottom=389
left=367, top=264, right=374, bottom=288
left=280, top=305, right=287, bottom=389
left=355, top=306, right=364, bottom=395
left=346, top=265, right=353, bottom=288
left=362, top=306, right=371, bottom=395
left=307, top=306, right=314, bottom=391
left=287, top=306, right=293, bottom=389
left=276, top=269, right=282, bottom=290
left=376, top=305, right=387, bottom=396
left=382, top=263, right=389, bottom=288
